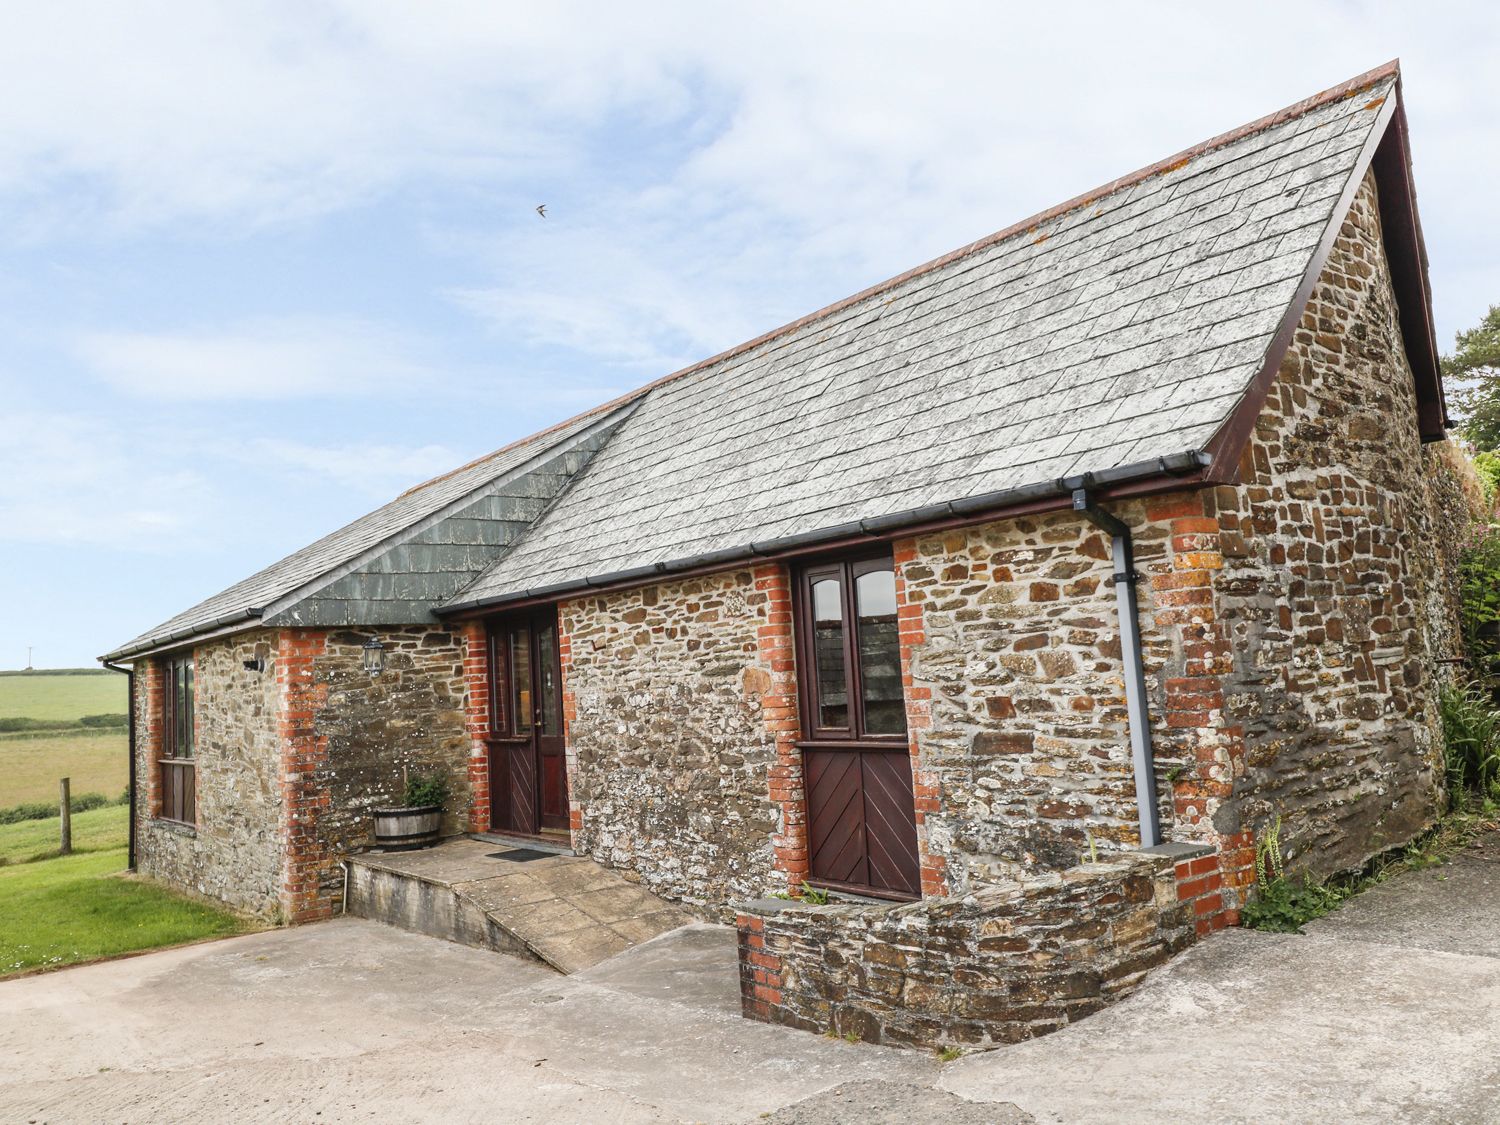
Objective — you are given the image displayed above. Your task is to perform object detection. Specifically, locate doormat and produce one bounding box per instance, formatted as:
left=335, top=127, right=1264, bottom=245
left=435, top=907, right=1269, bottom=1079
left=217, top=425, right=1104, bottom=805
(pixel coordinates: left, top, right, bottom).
left=488, top=848, right=553, bottom=862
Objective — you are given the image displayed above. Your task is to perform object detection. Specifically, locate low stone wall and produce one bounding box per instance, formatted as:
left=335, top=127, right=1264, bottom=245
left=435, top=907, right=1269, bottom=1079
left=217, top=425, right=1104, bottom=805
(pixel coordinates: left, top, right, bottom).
left=737, top=846, right=1208, bottom=1050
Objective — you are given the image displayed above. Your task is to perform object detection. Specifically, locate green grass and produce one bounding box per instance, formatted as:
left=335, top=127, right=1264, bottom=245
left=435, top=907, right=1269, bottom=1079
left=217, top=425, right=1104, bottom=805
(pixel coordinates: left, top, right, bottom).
left=0, top=731, right=127, bottom=806
left=0, top=803, right=129, bottom=865
left=0, top=848, right=251, bottom=977
left=0, top=671, right=126, bottom=722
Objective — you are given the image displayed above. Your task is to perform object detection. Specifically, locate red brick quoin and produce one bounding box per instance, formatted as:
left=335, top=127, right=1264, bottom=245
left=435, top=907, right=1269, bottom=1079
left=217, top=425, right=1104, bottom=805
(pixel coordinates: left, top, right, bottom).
left=735, top=912, right=785, bottom=1021
left=754, top=563, right=810, bottom=894
left=459, top=620, right=492, bottom=834
left=277, top=629, right=334, bottom=924
left=139, top=657, right=166, bottom=820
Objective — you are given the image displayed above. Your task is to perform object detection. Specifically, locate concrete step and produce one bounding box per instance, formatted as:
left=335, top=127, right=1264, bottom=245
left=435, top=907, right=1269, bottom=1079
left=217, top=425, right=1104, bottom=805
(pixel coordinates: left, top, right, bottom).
left=347, top=838, right=688, bottom=973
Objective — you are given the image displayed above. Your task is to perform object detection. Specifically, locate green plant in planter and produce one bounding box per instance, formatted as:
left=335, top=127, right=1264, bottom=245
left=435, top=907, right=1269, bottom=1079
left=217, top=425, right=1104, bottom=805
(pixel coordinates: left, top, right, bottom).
left=402, top=772, right=449, bottom=810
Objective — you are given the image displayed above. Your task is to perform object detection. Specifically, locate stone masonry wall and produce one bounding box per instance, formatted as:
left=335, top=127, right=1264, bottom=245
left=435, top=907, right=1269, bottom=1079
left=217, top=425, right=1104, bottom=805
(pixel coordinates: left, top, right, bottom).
left=560, top=567, right=788, bottom=913
left=286, top=625, right=472, bottom=919
left=132, top=630, right=282, bottom=916
left=894, top=505, right=1180, bottom=891
left=897, top=170, right=1456, bottom=904
left=1196, top=171, right=1450, bottom=879
left=738, top=849, right=1195, bottom=1050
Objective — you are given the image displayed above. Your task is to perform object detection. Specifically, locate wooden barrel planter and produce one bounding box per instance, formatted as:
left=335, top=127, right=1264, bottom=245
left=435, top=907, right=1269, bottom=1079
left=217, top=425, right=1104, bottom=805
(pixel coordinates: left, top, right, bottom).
left=371, top=805, right=443, bottom=850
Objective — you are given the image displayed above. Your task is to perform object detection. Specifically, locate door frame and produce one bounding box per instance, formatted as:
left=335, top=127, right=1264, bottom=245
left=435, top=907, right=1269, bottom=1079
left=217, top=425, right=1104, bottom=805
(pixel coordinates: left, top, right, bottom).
left=484, top=607, right=568, bottom=838
left=791, top=551, right=921, bottom=900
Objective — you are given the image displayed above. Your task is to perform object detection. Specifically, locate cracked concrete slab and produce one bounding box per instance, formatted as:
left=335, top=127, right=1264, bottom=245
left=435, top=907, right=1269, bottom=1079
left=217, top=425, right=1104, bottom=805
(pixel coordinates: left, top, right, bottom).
left=1301, top=829, right=1500, bottom=959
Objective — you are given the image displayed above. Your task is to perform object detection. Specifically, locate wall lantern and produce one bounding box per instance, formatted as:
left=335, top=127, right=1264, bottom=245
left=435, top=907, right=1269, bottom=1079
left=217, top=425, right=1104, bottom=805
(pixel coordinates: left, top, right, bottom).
left=362, top=638, right=385, bottom=676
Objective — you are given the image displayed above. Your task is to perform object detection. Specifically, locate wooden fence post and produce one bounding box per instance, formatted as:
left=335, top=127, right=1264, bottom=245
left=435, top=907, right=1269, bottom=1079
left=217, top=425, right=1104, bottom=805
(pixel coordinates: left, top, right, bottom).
left=59, top=777, right=71, bottom=856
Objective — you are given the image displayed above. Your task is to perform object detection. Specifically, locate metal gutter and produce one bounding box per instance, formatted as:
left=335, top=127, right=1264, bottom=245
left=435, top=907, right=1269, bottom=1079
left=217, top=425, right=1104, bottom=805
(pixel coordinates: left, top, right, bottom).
left=1071, top=489, right=1161, bottom=849
left=101, top=608, right=264, bottom=664
left=439, top=449, right=1211, bottom=617
left=102, top=660, right=136, bottom=870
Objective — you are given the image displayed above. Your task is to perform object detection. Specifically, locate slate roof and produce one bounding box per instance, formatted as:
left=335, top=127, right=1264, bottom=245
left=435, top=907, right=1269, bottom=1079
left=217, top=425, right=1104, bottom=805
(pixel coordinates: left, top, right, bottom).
left=102, top=405, right=632, bottom=660
left=446, top=68, right=1407, bottom=609
left=105, top=64, right=1439, bottom=657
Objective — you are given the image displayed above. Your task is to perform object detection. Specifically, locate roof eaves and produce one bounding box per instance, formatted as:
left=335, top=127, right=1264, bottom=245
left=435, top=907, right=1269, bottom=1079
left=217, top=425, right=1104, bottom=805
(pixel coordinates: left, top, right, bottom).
left=437, top=450, right=1212, bottom=616
left=100, top=608, right=265, bottom=664
left=101, top=401, right=637, bottom=663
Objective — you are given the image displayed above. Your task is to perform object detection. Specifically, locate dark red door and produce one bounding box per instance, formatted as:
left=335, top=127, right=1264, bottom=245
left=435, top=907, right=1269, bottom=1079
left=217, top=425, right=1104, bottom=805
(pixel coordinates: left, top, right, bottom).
left=805, top=747, right=920, bottom=897
left=488, top=610, right=568, bottom=836
left=796, top=555, right=921, bottom=899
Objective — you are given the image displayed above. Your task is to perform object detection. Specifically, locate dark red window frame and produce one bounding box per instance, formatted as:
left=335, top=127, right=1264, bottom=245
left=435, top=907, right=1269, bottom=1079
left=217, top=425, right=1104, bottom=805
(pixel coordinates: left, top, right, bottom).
left=792, top=553, right=909, bottom=748
left=159, top=654, right=196, bottom=825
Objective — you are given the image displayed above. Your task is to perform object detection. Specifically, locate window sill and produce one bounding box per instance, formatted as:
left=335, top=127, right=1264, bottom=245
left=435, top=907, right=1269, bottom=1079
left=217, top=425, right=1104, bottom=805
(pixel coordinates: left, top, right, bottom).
left=152, top=817, right=198, bottom=838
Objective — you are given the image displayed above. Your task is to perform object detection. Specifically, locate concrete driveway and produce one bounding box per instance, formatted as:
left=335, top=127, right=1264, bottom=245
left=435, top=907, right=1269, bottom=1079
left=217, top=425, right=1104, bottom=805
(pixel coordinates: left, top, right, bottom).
left=2, top=830, right=1497, bottom=1124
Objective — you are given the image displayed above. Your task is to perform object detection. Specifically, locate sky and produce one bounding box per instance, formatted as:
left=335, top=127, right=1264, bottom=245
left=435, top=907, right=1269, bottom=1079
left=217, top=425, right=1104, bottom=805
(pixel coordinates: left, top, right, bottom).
left=3, top=2, right=1497, bottom=669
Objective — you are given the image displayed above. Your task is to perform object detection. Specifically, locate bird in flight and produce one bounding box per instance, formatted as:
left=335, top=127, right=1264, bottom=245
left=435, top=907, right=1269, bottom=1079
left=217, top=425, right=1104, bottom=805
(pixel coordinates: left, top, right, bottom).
left=536, top=204, right=547, bottom=218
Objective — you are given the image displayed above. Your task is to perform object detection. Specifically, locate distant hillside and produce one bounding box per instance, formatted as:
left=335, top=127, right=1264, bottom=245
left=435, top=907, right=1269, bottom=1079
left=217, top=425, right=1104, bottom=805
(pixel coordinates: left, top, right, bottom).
left=0, top=668, right=114, bottom=677
left=0, top=673, right=127, bottom=724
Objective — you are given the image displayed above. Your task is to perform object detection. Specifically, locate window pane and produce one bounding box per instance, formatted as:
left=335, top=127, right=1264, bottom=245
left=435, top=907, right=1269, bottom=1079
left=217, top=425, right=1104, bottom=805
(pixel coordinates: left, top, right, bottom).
left=489, top=633, right=506, bottom=733
left=856, top=568, right=906, bottom=736
left=174, top=662, right=187, bottom=758
left=510, top=626, right=533, bottom=735
left=537, top=621, right=560, bottom=737
left=183, top=662, right=195, bottom=758
left=811, top=576, right=848, bottom=729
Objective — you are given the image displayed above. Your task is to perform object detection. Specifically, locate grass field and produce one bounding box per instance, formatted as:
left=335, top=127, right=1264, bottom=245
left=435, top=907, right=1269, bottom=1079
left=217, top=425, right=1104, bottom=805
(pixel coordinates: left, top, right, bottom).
left=0, top=803, right=128, bottom=865
left=0, top=670, right=126, bottom=721
left=0, top=847, right=250, bottom=977
left=0, top=731, right=127, bottom=807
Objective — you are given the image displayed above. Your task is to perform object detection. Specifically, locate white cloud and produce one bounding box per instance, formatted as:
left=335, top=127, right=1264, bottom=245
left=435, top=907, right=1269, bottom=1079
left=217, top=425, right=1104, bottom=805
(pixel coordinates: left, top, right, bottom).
left=75, top=317, right=436, bottom=400
left=0, top=4, right=1495, bottom=342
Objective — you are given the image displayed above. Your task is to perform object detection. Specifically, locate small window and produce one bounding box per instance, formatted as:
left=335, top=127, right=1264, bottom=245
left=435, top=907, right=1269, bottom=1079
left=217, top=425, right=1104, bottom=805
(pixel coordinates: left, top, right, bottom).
left=160, top=655, right=196, bottom=824
left=795, top=555, right=907, bottom=742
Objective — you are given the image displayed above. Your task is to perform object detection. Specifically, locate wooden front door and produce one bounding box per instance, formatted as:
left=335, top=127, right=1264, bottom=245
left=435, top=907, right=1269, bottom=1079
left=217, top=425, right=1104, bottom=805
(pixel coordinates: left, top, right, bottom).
left=804, top=745, right=920, bottom=897
left=487, top=610, right=568, bottom=836
left=796, top=555, right=921, bottom=899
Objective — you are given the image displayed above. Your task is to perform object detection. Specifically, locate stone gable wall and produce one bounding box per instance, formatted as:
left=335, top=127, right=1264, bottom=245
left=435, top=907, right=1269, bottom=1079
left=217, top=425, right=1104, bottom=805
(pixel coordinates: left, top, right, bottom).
left=132, top=630, right=282, bottom=916
left=894, top=170, right=1458, bottom=902
left=560, top=568, right=786, bottom=913
left=1199, top=170, right=1450, bottom=877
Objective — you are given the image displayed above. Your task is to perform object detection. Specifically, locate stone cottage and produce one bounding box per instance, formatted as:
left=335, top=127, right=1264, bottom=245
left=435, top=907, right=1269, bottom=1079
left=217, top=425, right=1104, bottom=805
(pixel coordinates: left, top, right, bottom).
left=104, top=62, right=1464, bottom=1046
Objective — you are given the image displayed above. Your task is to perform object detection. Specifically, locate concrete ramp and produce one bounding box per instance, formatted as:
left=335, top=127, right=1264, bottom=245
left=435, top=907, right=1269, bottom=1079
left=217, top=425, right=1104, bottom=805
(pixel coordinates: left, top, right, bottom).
left=347, top=838, right=688, bottom=973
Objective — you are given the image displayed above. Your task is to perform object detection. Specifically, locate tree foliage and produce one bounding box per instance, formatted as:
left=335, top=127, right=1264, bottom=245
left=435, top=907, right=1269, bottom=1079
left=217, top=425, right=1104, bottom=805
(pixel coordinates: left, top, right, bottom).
left=1443, top=304, right=1500, bottom=449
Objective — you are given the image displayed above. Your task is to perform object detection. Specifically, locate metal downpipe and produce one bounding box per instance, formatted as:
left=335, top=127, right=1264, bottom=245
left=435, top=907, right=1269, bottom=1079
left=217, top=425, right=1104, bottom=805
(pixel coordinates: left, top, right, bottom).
left=1072, top=489, right=1162, bottom=848
left=103, top=660, right=137, bottom=870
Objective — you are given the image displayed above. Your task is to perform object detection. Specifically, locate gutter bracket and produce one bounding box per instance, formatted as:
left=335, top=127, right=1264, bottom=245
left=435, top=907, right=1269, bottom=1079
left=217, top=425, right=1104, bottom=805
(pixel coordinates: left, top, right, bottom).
left=1072, top=488, right=1162, bottom=849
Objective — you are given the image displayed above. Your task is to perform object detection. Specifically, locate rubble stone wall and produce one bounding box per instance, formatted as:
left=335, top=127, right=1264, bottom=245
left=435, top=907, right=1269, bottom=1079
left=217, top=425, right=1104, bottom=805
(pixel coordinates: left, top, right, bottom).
left=559, top=568, right=787, bottom=914
left=132, top=630, right=282, bottom=916
left=738, top=850, right=1196, bottom=1049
